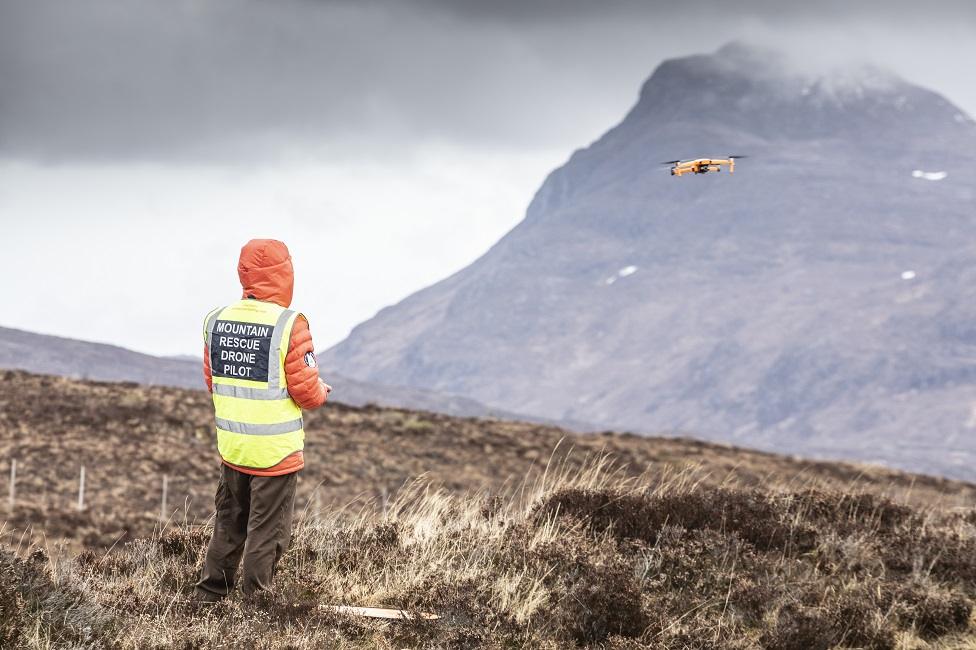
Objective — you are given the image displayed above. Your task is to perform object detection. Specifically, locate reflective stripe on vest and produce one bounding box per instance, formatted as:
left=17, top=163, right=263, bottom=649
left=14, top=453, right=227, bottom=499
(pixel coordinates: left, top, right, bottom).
left=213, top=417, right=304, bottom=436
left=203, top=299, right=304, bottom=469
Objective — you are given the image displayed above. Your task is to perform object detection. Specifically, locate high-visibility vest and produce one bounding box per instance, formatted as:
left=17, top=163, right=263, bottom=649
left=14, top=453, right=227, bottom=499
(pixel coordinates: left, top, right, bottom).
left=203, top=299, right=304, bottom=469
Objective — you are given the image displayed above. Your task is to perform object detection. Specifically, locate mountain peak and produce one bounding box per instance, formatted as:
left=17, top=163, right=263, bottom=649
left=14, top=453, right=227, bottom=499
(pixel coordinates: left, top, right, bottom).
left=627, top=42, right=960, bottom=143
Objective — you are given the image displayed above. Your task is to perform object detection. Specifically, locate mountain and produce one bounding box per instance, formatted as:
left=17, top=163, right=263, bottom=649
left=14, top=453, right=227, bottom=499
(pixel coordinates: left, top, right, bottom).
left=0, top=325, right=531, bottom=421
left=0, top=326, right=202, bottom=388
left=322, top=43, right=976, bottom=479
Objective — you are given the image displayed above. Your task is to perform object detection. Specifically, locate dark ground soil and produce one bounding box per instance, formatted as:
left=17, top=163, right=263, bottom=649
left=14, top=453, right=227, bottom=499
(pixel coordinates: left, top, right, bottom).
left=1, top=370, right=974, bottom=549
left=4, top=371, right=976, bottom=648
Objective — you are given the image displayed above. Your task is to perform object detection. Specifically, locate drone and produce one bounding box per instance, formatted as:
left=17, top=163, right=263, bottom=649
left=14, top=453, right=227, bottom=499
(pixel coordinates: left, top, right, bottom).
left=662, top=155, right=746, bottom=177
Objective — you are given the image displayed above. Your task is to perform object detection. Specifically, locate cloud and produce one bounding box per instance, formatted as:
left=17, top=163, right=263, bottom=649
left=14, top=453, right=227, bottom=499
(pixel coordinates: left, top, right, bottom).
left=0, top=145, right=560, bottom=355
left=1, top=0, right=974, bottom=163
left=0, top=0, right=636, bottom=161
left=1, top=0, right=974, bottom=357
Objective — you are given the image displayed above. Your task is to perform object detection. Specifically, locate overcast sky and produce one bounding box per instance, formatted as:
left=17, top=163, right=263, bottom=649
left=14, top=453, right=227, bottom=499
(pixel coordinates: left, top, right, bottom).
left=2, top=0, right=975, bottom=357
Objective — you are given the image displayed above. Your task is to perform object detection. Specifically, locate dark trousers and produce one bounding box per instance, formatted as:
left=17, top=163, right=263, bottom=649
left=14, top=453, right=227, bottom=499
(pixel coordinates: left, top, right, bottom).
left=194, top=464, right=298, bottom=600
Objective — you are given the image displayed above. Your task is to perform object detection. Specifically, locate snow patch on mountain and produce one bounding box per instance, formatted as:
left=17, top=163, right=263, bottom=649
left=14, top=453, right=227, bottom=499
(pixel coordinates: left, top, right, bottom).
left=605, top=265, right=639, bottom=285
left=912, top=170, right=948, bottom=181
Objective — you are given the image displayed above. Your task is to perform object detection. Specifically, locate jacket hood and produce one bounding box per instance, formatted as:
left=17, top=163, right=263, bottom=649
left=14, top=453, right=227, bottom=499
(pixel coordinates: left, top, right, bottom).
left=238, top=239, right=294, bottom=307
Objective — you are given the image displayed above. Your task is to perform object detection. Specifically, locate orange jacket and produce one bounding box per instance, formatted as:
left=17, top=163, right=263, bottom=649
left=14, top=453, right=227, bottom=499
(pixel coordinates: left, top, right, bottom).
left=204, top=239, right=329, bottom=476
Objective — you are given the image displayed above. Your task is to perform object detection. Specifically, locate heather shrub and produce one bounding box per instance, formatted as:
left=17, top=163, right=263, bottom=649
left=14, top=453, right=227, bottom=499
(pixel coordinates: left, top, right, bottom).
left=2, top=456, right=975, bottom=648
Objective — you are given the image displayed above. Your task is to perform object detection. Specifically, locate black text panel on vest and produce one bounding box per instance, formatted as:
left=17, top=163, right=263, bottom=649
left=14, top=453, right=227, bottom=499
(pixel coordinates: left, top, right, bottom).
left=210, top=320, right=273, bottom=381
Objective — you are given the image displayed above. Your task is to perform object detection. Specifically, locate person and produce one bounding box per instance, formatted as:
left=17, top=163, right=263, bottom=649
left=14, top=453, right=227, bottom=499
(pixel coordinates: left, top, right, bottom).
left=193, top=239, right=330, bottom=603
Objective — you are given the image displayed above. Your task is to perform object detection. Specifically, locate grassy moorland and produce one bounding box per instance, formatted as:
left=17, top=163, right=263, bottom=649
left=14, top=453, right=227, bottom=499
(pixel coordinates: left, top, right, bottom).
left=4, top=456, right=976, bottom=648
left=1, top=370, right=973, bottom=550
left=3, top=371, right=976, bottom=647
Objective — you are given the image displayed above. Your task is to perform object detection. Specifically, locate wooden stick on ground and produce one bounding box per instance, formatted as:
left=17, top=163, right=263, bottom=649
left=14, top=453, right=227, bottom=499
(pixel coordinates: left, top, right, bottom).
left=322, top=605, right=440, bottom=621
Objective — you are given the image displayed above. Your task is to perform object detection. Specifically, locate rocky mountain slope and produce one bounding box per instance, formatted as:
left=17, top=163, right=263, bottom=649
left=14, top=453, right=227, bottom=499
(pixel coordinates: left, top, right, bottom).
left=322, top=43, right=976, bottom=480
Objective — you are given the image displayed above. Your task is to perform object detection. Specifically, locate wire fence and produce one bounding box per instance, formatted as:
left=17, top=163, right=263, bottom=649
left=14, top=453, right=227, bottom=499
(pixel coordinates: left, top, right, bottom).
left=8, top=458, right=15, bottom=510
left=3, top=458, right=185, bottom=523
left=2, top=458, right=367, bottom=530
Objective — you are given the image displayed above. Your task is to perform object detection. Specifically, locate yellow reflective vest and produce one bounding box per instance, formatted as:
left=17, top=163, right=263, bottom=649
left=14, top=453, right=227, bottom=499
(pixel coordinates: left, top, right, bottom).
left=203, top=299, right=304, bottom=469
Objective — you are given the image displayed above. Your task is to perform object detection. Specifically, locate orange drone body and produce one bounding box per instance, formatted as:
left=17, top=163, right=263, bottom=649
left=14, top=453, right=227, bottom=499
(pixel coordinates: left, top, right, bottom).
left=665, top=156, right=744, bottom=176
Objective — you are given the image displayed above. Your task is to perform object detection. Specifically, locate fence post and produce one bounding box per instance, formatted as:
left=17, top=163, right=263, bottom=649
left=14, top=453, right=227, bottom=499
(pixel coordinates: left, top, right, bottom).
left=8, top=459, right=14, bottom=509
left=77, top=466, right=86, bottom=511
left=160, top=475, right=168, bottom=522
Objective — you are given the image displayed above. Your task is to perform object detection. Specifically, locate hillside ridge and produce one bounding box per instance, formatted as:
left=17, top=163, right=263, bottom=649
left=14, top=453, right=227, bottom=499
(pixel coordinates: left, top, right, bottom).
left=0, top=324, right=548, bottom=424
left=1, top=369, right=974, bottom=549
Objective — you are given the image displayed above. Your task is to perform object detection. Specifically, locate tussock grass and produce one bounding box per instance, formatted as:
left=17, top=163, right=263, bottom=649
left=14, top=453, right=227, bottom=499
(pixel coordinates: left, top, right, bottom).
left=7, top=369, right=976, bottom=553
left=3, top=453, right=976, bottom=648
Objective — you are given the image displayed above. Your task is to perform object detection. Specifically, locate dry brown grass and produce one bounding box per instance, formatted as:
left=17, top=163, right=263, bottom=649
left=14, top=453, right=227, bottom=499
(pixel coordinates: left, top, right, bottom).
left=3, top=370, right=975, bottom=551
left=3, top=454, right=976, bottom=649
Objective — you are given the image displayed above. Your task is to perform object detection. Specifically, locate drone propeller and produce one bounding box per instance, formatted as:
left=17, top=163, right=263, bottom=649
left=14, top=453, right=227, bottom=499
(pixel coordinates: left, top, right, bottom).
left=728, top=154, right=748, bottom=159
left=660, top=160, right=682, bottom=165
